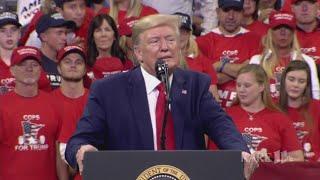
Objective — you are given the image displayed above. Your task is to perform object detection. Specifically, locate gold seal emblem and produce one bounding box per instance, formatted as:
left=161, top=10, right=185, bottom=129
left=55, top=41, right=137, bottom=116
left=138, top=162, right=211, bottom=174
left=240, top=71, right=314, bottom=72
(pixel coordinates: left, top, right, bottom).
left=136, top=165, right=190, bottom=180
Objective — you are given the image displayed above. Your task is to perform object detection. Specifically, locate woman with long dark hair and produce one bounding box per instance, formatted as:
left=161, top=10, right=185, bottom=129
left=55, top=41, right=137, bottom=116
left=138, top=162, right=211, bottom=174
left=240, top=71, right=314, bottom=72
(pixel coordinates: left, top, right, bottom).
left=86, top=14, right=133, bottom=80
left=279, top=61, right=320, bottom=161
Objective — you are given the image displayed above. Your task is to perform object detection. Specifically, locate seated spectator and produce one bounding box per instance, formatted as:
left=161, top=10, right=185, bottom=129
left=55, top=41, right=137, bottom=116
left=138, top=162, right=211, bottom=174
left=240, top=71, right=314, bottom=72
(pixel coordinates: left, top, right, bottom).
left=242, top=0, right=268, bottom=38
left=196, top=0, right=261, bottom=108
left=175, top=12, right=219, bottom=101
left=86, top=14, right=133, bottom=82
left=0, top=11, right=50, bottom=94
left=250, top=11, right=320, bottom=99
left=209, top=64, right=304, bottom=162
left=279, top=61, right=320, bottom=162
left=98, top=0, right=158, bottom=25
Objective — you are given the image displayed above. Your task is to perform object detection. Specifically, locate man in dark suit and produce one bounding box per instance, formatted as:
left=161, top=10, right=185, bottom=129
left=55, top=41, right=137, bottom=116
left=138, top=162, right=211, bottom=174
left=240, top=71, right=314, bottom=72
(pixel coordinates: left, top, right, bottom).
left=65, top=14, right=256, bottom=178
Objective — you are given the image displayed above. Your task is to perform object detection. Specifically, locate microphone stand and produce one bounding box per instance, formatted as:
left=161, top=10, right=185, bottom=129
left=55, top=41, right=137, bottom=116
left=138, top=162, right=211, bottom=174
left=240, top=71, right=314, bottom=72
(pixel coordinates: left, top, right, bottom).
left=160, top=67, right=171, bottom=150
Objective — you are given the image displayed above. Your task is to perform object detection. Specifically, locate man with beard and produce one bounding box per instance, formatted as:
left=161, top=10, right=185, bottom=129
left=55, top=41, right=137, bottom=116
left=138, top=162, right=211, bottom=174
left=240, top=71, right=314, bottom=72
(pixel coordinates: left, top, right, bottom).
left=52, top=45, right=89, bottom=180
left=196, top=0, right=261, bottom=108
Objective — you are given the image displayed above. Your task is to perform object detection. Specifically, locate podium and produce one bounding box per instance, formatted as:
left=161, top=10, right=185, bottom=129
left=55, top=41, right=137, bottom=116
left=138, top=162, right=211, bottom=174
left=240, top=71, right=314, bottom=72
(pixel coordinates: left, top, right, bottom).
left=83, top=150, right=244, bottom=180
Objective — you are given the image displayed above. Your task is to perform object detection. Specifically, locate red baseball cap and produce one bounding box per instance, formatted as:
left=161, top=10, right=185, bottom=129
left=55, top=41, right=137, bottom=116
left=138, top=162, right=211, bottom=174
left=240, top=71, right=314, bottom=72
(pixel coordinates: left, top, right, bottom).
left=11, top=46, right=41, bottom=66
left=118, top=17, right=139, bottom=36
left=57, top=45, right=86, bottom=63
left=269, top=11, right=296, bottom=30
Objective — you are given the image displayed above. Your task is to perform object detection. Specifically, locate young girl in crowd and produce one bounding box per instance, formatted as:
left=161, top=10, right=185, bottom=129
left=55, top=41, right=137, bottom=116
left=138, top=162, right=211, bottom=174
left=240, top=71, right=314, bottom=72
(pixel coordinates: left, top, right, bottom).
left=279, top=61, right=320, bottom=161
left=209, top=64, right=304, bottom=162
left=86, top=14, right=133, bottom=81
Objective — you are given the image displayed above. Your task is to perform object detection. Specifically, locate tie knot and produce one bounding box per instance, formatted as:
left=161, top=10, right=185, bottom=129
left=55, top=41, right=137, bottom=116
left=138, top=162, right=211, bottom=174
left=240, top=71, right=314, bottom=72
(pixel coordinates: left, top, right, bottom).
left=156, top=83, right=165, bottom=92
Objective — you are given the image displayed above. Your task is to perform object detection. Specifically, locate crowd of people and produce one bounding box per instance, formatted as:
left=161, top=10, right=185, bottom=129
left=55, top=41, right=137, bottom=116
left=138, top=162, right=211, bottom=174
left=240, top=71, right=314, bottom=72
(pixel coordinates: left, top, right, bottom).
left=0, top=0, right=320, bottom=179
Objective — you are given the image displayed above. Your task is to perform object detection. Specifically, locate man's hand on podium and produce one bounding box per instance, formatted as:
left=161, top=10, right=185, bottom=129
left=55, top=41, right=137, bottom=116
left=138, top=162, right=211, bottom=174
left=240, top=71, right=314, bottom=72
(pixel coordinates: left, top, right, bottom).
left=242, top=151, right=259, bottom=180
left=76, top=144, right=98, bottom=175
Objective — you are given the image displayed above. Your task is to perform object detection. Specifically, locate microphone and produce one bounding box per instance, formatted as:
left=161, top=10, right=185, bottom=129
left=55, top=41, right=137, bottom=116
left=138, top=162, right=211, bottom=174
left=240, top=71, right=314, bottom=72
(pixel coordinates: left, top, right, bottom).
left=155, top=59, right=170, bottom=100
left=154, top=59, right=171, bottom=150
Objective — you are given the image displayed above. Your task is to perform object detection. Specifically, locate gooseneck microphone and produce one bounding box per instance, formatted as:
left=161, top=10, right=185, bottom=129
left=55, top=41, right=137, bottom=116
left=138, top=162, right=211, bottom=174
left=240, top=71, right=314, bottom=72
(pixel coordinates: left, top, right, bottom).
left=155, top=59, right=171, bottom=150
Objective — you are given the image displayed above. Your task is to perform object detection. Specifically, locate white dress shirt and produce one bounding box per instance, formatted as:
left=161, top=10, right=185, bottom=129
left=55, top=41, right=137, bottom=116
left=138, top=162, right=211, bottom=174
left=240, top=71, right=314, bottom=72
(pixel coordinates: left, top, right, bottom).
left=140, top=66, right=173, bottom=150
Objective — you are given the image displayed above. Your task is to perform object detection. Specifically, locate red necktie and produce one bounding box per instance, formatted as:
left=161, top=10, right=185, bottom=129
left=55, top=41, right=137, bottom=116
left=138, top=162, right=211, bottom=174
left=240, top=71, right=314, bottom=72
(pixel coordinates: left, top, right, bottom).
left=156, top=83, right=176, bottom=150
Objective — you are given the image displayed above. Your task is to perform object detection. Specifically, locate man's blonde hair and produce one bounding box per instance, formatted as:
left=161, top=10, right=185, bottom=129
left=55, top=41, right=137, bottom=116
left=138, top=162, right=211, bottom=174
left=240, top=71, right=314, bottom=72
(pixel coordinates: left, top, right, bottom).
left=132, top=14, right=180, bottom=46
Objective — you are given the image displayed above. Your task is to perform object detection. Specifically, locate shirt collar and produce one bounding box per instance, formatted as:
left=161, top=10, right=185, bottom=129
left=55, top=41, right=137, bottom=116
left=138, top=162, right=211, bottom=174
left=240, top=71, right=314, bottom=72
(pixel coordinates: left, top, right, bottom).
left=141, top=66, right=161, bottom=95
left=140, top=66, right=174, bottom=94
left=211, top=27, right=249, bottom=37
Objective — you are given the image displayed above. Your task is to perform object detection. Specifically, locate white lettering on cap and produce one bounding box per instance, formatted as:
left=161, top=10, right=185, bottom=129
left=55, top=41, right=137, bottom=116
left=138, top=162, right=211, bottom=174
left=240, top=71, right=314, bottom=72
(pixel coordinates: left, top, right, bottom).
left=274, top=13, right=294, bottom=21
left=64, top=45, right=82, bottom=52
left=51, top=13, right=64, bottom=20
left=0, top=12, right=17, bottom=21
left=17, top=48, right=38, bottom=56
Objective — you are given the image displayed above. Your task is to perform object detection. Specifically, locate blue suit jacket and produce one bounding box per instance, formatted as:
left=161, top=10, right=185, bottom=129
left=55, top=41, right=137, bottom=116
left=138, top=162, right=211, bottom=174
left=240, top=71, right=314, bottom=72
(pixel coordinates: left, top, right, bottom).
left=65, top=67, right=248, bottom=169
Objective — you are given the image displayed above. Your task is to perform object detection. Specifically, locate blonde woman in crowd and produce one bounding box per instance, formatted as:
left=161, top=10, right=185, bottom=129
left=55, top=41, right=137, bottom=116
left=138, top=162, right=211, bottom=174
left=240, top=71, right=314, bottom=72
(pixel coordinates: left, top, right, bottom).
left=250, top=11, right=320, bottom=99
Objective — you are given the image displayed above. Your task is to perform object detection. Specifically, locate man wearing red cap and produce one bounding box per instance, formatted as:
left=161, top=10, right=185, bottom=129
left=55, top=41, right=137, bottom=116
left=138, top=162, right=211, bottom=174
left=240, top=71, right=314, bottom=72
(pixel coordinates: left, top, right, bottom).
left=292, top=0, right=320, bottom=76
left=0, top=46, right=66, bottom=180
left=54, top=45, right=89, bottom=180
left=196, top=0, right=261, bottom=108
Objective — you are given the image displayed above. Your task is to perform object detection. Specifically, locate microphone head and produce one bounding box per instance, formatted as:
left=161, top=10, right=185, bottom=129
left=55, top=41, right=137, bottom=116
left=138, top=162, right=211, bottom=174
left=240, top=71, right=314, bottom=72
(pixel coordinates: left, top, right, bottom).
left=155, top=59, right=168, bottom=81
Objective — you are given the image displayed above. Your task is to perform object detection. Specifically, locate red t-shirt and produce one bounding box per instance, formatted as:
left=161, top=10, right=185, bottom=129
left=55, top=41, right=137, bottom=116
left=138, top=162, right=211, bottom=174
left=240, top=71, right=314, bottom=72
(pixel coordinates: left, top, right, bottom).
left=0, top=59, right=51, bottom=95
left=208, top=105, right=301, bottom=160
left=245, top=20, right=269, bottom=39
left=185, top=53, right=218, bottom=84
left=0, top=91, right=61, bottom=180
left=196, top=28, right=261, bottom=108
left=267, top=56, right=292, bottom=99
left=296, top=29, right=320, bottom=64
left=98, top=5, right=158, bottom=24
left=286, top=100, right=320, bottom=161
left=52, top=88, right=89, bottom=143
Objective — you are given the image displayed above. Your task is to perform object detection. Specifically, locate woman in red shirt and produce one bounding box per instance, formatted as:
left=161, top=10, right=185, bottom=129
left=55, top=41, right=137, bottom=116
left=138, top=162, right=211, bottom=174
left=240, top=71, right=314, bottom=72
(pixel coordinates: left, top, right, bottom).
left=279, top=61, right=320, bottom=161
left=209, top=64, right=304, bottom=162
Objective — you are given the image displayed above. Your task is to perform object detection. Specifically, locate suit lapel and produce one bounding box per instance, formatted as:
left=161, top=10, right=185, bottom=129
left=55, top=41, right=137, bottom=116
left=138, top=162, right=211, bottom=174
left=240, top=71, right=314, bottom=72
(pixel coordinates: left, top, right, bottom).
left=127, top=67, right=154, bottom=149
left=170, top=68, right=188, bottom=149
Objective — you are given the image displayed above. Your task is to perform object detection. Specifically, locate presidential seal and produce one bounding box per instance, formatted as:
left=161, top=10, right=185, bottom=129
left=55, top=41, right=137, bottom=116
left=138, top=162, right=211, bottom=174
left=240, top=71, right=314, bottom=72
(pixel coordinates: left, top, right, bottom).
left=136, top=165, right=190, bottom=180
